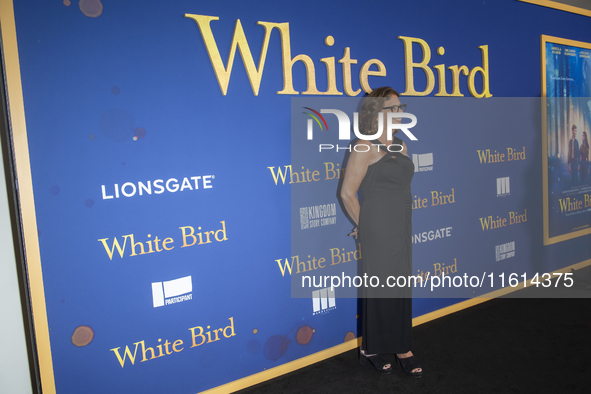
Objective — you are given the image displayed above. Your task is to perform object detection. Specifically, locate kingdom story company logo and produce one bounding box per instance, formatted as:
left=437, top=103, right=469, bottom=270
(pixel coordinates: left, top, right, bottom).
left=299, top=202, right=337, bottom=230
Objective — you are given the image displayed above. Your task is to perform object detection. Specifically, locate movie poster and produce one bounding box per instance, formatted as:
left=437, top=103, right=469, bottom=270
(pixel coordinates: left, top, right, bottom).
left=543, top=36, right=591, bottom=244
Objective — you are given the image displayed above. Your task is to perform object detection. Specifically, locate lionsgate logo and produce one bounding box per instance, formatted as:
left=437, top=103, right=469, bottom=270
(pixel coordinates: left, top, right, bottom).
left=102, top=175, right=214, bottom=200
left=495, top=241, right=515, bottom=261
left=412, top=153, right=433, bottom=172
left=497, top=177, right=510, bottom=197
left=152, top=275, right=193, bottom=308
left=412, top=226, right=452, bottom=244
left=302, top=107, right=418, bottom=153
left=300, top=203, right=337, bottom=230
left=312, top=287, right=336, bottom=315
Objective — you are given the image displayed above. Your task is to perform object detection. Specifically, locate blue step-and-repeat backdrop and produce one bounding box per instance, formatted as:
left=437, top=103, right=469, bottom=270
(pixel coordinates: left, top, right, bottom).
left=3, top=0, right=591, bottom=393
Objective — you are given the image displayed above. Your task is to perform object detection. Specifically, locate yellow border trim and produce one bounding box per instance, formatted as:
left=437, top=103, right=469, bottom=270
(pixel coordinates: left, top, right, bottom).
left=200, top=338, right=362, bottom=394
left=518, top=0, right=591, bottom=17
left=540, top=35, right=591, bottom=245
left=414, top=258, right=591, bottom=326
left=0, top=0, right=56, bottom=393
left=201, top=259, right=591, bottom=393
left=2, top=2, right=590, bottom=394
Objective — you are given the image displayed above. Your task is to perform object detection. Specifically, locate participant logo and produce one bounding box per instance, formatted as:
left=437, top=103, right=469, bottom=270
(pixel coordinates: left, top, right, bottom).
left=299, top=203, right=337, bottom=229
left=312, top=287, right=336, bottom=315
left=412, top=153, right=433, bottom=172
left=497, top=177, right=510, bottom=197
left=151, top=275, right=193, bottom=308
left=495, top=241, right=515, bottom=261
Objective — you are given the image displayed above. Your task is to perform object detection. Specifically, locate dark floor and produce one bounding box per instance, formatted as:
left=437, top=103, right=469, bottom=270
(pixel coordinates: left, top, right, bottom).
left=236, top=288, right=591, bottom=393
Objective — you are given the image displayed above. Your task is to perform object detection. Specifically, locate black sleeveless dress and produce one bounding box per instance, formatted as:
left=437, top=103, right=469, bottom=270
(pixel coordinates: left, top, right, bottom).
left=358, top=137, right=414, bottom=354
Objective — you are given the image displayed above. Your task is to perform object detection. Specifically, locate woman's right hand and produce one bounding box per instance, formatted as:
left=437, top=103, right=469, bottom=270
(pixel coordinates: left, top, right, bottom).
left=348, top=227, right=358, bottom=239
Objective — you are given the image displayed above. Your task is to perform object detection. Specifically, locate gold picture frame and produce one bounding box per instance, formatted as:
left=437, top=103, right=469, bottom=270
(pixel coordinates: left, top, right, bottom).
left=541, top=35, right=591, bottom=245
left=519, top=0, right=591, bottom=17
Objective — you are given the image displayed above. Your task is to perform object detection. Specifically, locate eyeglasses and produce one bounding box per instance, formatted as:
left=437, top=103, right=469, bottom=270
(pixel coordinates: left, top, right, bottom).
left=383, top=104, right=406, bottom=112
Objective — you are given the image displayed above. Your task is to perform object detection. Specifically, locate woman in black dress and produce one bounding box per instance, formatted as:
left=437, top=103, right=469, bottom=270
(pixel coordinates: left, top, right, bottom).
left=340, top=87, right=421, bottom=377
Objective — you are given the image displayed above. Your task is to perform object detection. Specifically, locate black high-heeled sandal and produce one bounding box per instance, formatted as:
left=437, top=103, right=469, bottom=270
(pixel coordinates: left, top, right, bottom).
left=359, top=350, right=392, bottom=374
left=395, top=354, right=423, bottom=378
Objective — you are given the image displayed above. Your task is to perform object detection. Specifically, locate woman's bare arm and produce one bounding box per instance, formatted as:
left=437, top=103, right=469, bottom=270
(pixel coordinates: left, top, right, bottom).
left=340, top=141, right=376, bottom=233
